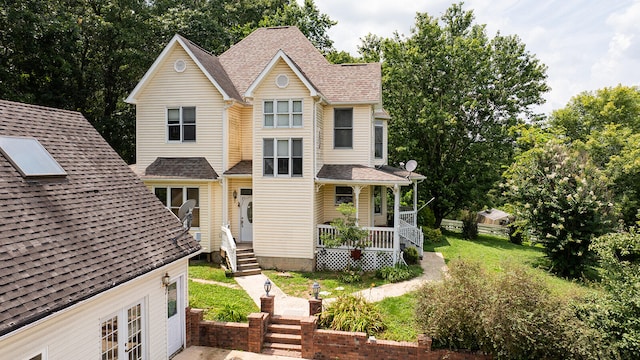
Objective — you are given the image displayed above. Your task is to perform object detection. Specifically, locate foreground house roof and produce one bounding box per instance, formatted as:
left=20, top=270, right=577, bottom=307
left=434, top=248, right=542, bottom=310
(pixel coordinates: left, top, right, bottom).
left=0, top=100, right=200, bottom=337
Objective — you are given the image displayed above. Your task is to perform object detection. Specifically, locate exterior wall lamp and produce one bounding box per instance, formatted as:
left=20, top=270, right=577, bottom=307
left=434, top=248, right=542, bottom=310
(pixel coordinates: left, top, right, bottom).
left=264, top=279, right=272, bottom=296
left=162, top=272, right=171, bottom=287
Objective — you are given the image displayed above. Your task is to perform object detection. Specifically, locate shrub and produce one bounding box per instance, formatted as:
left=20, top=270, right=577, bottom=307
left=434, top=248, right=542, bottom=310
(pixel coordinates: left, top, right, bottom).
left=415, top=259, right=602, bottom=359
left=338, top=268, right=362, bottom=283
left=507, top=222, right=524, bottom=245
left=318, top=295, right=385, bottom=335
left=403, top=246, right=419, bottom=264
left=376, top=265, right=412, bottom=283
left=216, top=303, right=247, bottom=322
left=418, top=205, right=436, bottom=228
left=423, top=227, right=446, bottom=244
left=461, top=210, right=478, bottom=240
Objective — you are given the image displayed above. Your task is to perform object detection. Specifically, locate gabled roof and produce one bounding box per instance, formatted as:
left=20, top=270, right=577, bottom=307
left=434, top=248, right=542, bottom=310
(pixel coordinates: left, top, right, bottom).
left=144, top=157, right=218, bottom=180
left=0, top=100, right=200, bottom=337
left=224, top=160, right=252, bottom=176
left=245, top=50, right=318, bottom=98
left=316, top=164, right=415, bottom=186
left=126, top=34, right=242, bottom=104
left=219, top=26, right=381, bottom=104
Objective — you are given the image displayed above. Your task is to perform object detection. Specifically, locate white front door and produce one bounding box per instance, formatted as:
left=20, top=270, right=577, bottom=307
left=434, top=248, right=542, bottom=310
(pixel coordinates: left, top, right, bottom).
left=167, top=277, right=183, bottom=357
left=240, top=190, right=253, bottom=242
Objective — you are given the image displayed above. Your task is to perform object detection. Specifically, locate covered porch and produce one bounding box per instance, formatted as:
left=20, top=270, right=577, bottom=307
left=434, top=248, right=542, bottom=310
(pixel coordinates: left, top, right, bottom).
left=314, top=164, right=425, bottom=271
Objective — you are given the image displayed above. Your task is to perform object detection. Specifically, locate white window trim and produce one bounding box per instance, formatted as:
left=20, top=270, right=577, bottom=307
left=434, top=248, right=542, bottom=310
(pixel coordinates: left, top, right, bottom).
left=263, top=138, right=303, bottom=177
left=153, top=186, right=201, bottom=229
left=335, top=186, right=354, bottom=205
left=100, top=299, right=146, bottom=360
left=374, top=120, right=384, bottom=160
left=263, top=99, right=303, bottom=128
left=373, top=186, right=383, bottom=215
left=334, top=108, right=353, bottom=149
left=23, top=348, right=47, bottom=360
left=166, top=106, right=196, bottom=143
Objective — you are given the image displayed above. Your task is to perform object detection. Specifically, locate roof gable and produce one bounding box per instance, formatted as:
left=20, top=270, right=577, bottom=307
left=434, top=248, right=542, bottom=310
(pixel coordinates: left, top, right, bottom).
left=0, top=100, right=200, bottom=337
left=245, top=50, right=318, bottom=98
left=126, top=34, right=241, bottom=104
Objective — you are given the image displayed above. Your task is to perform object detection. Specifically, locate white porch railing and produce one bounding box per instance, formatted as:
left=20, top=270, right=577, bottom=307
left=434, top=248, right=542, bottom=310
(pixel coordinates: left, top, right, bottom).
left=317, top=224, right=394, bottom=250
left=399, top=210, right=417, bottom=227
left=220, top=225, right=237, bottom=272
left=398, top=218, right=424, bottom=258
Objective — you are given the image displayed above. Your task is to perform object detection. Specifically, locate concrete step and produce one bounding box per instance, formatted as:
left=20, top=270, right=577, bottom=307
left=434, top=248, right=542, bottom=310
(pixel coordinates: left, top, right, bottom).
left=265, top=332, right=301, bottom=345
left=268, top=323, right=301, bottom=335
left=261, top=345, right=302, bottom=358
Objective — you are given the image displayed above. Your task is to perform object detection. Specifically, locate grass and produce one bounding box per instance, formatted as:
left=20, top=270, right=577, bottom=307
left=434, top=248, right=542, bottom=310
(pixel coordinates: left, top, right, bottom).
left=263, top=265, right=423, bottom=298
left=188, top=261, right=236, bottom=284
left=377, top=292, right=418, bottom=342
left=189, top=280, right=259, bottom=321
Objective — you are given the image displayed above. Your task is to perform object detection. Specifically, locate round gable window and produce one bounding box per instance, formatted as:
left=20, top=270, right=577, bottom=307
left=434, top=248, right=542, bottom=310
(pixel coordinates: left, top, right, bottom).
left=174, top=59, right=187, bottom=73
left=275, top=74, right=289, bottom=88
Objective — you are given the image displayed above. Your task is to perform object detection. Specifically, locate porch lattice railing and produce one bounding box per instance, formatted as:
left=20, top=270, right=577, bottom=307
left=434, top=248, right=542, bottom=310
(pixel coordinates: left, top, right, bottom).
left=316, top=224, right=396, bottom=271
left=220, top=225, right=237, bottom=272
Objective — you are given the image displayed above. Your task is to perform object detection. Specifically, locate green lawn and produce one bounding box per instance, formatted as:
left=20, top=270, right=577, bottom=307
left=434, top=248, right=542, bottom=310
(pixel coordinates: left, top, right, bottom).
left=188, top=261, right=236, bottom=284
left=189, top=280, right=259, bottom=321
left=377, top=292, right=419, bottom=342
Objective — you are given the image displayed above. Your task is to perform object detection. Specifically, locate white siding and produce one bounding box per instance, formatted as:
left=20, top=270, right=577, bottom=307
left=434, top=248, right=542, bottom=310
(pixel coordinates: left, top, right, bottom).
left=321, top=104, right=373, bottom=166
left=252, top=60, right=315, bottom=260
left=0, top=260, right=190, bottom=360
left=135, top=45, right=225, bottom=171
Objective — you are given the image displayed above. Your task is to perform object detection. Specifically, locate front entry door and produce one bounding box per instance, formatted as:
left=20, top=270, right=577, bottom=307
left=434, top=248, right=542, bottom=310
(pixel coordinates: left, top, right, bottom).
left=167, top=276, right=183, bottom=357
left=239, top=189, right=253, bottom=242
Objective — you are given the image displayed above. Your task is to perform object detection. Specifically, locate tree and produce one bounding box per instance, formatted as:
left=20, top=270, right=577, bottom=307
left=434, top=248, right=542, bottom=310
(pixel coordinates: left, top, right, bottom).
left=503, top=141, right=616, bottom=277
left=381, top=3, right=549, bottom=226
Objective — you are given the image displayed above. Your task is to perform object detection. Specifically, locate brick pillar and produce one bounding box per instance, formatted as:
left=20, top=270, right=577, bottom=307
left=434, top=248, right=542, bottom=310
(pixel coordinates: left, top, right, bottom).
left=417, top=334, right=432, bottom=360
left=248, top=313, right=266, bottom=353
left=260, top=295, right=274, bottom=316
left=309, top=298, right=323, bottom=316
left=186, top=308, right=203, bottom=347
left=300, top=316, right=317, bottom=359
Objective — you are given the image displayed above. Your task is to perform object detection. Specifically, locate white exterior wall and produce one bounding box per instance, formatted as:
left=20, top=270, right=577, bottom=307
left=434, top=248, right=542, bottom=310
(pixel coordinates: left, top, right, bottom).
left=0, top=260, right=190, bottom=360
left=134, top=45, right=225, bottom=171
left=252, top=60, right=315, bottom=260
left=321, top=104, right=373, bottom=166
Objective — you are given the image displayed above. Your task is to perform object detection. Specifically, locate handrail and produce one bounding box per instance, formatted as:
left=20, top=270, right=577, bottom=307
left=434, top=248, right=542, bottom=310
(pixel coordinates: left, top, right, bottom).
left=398, top=218, right=424, bottom=257
left=220, top=225, right=237, bottom=273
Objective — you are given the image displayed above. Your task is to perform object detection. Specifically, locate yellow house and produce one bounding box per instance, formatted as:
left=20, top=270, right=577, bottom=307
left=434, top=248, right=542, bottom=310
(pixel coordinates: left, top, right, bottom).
left=126, top=27, right=424, bottom=272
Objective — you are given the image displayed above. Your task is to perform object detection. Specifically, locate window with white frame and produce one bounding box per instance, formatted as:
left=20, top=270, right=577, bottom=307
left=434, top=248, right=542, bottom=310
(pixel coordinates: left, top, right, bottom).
left=263, top=138, right=302, bottom=176
left=335, top=186, right=353, bottom=205
left=334, top=108, right=353, bottom=148
left=167, top=106, right=196, bottom=142
left=373, top=186, right=383, bottom=214
left=374, top=121, right=384, bottom=159
left=100, top=301, right=144, bottom=360
left=154, top=186, right=200, bottom=227
left=263, top=100, right=302, bottom=128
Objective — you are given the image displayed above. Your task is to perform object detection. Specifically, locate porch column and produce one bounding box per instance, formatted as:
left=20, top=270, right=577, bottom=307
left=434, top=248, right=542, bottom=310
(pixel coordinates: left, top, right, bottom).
left=353, top=185, right=363, bottom=225
left=393, top=184, right=400, bottom=263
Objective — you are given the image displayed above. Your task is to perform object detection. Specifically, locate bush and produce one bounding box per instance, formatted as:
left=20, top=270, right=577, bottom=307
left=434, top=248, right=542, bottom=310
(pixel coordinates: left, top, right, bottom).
left=403, top=246, right=419, bottom=264
left=423, top=227, right=446, bottom=244
left=215, top=303, right=247, bottom=322
left=461, top=210, right=478, bottom=240
left=418, top=205, right=436, bottom=228
left=376, top=265, right=413, bottom=283
left=507, top=222, right=524, bottom=245
left=318, top=295, right=385, bottom=335
left=415, top=259, right=602, bottom=359
left=338, top=268, right=362, bottom=283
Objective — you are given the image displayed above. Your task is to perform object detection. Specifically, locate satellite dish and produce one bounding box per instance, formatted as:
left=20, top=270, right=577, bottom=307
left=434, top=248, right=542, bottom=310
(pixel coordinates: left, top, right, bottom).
left=405, top=159, right=418, bottom=172
left=178, top=199, right=196, bottom=229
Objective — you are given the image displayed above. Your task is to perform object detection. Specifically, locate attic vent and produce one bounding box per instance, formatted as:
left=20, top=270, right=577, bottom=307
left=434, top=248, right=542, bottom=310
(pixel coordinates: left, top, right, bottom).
left=0, top=136, right=66, bottom=178
left=174, top=59, right=187, bottom=73
left=275, top=74, right=289, bottom=88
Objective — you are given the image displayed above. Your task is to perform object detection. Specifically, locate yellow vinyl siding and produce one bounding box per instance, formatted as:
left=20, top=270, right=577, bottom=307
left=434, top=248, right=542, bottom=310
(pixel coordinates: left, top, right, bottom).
left=315, top=101, right=324, bottom=172
left=251, top=59, right=315, bottom=259
left=322, top=104, right=373, bottom=166
left=135, top=45, right=225, bottom=171
left=322, top=185, right=373, bottom=226
left=0, top=261, right=189, bottom=360
left=227, top=105, right=243, bottom=167
left=241, top=106, right=253, bottom=160
left=227, top=178, right=252, bottom=239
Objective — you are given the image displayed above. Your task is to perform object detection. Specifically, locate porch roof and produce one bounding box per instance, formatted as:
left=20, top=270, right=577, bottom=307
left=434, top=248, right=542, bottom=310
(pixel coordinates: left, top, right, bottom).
left=315, top=164, right=417, bottom=185
left=224, top=160, right=252, bottom=177
left=139, top=157, right=219, bottom=180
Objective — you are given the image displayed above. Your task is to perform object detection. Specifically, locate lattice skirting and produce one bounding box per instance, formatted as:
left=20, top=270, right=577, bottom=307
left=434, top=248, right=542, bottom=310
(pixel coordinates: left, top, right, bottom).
left=316, top=248, right=395, bottom=271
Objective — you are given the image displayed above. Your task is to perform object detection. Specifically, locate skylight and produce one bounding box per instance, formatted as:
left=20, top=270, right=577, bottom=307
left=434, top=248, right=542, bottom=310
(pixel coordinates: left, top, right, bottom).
left=0, top=136, right=67, bottom=177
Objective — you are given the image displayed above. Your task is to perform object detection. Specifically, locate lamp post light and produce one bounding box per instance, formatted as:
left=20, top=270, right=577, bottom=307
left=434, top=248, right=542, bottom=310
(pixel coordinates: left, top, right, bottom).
left=312, top=281, right=320, bottom=299
left=264, top=279, right=272, bottom=296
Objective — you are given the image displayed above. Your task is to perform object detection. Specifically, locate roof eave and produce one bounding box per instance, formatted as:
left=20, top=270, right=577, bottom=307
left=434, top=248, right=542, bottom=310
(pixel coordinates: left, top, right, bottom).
left=244, top=49, right=318, bottom=98
left=315, top=178, right=411, bottom=186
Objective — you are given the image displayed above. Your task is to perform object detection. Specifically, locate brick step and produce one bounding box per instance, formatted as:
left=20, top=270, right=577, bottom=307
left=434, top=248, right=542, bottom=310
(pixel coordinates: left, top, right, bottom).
left=265, top=332, right=301, bottom=345
left=268, top=323, right=301, bottom=335
left=270, top=315, right=305, bottom=326
left=261, top=346, right=302, bottom=358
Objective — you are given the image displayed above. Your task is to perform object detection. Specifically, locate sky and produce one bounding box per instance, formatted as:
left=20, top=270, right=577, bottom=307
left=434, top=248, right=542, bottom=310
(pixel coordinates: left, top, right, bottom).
left=309, top=0, right=640, bottom=115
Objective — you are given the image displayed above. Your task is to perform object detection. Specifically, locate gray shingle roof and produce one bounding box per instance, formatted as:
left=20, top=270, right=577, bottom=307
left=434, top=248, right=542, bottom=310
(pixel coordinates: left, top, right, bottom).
left=224, top=160, right=252, bottom=175
left=145, top=157, right=218, bottom=179
left=0, top=100, right=200, bottom=337
left=316, top=164, right=420, bottom=185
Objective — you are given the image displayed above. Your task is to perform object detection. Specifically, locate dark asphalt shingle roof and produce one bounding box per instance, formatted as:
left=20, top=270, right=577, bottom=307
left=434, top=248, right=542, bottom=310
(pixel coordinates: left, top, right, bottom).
left=0, top=100, right=200, bottom=337
left=316, top=164, right=423, bottom=184
left=145, top=157, right=218, bottom=179
left=224, top=160, right=252, bottom=175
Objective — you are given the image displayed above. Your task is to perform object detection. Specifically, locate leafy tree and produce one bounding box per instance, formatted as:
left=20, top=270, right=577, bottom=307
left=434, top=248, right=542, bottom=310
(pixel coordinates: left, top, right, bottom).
left=503, top=141, right=616, bottom=277
left=381, top=3, right=549, bottom=226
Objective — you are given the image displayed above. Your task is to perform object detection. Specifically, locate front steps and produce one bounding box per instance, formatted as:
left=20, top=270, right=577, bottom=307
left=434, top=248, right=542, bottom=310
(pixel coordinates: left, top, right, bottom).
left=234, top=247, right=261, bottom=277
left=262, top=315, right=303, bottom=358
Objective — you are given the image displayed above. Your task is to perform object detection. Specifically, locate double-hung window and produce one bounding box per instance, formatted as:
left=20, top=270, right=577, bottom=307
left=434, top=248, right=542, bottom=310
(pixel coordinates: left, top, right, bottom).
left=335, top=186, right=353, bottom=205
left=167, top=106, right=196, bottom=142
left=264, top=100, right=302, bottom=127
left=154, top=186, right=200, bottom=227
left=373, top=186, right=383, bottom=214
left=263, top=138, right=302, bottom=176
left=100, top=301, right=145, bottom=360
left=334, top=108, right=353, bottom=148
left=374, top=121, right=384, bottom=159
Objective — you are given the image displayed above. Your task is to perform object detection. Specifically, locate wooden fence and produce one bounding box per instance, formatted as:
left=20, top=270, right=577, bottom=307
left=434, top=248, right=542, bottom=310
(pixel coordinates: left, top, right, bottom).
left=440, top=219, right=509, bottom=238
